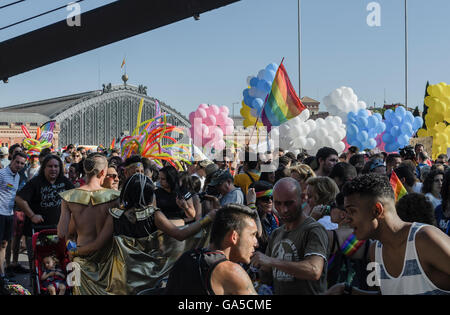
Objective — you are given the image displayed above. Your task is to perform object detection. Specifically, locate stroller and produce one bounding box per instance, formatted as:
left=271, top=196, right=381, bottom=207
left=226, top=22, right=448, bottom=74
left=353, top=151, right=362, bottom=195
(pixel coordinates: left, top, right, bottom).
left=31, top=227, right=71, bottom=295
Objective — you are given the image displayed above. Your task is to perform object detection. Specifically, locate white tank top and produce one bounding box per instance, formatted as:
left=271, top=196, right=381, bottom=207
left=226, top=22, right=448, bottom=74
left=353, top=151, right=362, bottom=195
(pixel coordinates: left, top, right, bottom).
left=375, top=222, right=450, bottom=295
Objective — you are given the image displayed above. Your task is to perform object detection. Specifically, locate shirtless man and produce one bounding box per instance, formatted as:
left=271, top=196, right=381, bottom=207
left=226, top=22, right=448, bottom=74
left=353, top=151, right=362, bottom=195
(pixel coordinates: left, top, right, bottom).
left=165, top=204, right=259, bottom=295
left=326, top=174, right=450, bottom=295
left=57, top=153, right=120, bottom=258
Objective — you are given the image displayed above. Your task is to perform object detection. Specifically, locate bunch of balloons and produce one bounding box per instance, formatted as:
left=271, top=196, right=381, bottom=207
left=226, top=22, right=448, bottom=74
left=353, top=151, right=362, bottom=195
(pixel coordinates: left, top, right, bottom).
left=323, top=87, right=367, bottom=123
left=383, top=106, right=423, bottom=153
left=189, top=104, right=234, bottom=152
left=269, top=109, right=347, bottom=156
left=346, top=109, right=386, bottom=151
left=240, top=63, right=278, bottom=128
left=417, top=82, right=450, bottom=159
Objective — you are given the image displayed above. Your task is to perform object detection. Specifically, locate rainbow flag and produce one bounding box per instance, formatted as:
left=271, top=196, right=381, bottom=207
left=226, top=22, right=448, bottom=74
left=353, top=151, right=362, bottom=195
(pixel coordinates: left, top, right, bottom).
left=261, top=62, right=306, bottom=131
left=390, top=170, right=408, bottom=201
left=328, top=234, right=365, bottom=267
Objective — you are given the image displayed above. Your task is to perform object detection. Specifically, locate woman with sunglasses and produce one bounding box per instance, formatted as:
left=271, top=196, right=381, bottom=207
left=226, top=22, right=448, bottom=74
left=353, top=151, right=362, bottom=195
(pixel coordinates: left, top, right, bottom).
left=246, top=180, right=280, bottom=254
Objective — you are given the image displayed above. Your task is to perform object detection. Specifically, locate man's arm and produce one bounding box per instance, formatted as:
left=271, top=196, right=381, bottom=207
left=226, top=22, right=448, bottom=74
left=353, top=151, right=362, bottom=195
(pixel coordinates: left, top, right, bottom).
left=57, top=200, right=71, bottom=240
left=251, top=252, right=324, bottom=281
left=212, top=262, right=257, bottom=295
left=416, top=226, right=450, bottom=278
left=15, top=195, right=44, bottom=224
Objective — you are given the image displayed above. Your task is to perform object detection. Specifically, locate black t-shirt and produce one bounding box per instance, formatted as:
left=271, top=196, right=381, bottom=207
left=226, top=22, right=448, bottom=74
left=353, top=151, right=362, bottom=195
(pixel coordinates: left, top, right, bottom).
left=17, top=175, right=74, bottom=236
left=154, top=187, right=185, bottom=220
left=165, top=248, right=228, bottom=295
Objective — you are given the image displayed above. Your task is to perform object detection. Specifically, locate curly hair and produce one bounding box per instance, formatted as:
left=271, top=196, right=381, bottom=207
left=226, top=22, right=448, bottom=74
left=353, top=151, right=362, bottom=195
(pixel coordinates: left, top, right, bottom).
left=396, top=193, right=437, bottom=226
left=421, top=169, right=444, bottom=195
left=342, top=173, right=395, bottom=201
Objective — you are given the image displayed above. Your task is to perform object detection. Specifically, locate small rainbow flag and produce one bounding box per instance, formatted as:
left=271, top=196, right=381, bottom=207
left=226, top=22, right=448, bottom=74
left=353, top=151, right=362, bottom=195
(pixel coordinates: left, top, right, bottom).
left=121, top=58, right=126, bottom=69
left=328, top=234, right=365, bottom=267
left=390, top=170, right=408, bottom=201
left=261, top=62, right=306, bottom=131
left=6, top=183, right=14, bottom=189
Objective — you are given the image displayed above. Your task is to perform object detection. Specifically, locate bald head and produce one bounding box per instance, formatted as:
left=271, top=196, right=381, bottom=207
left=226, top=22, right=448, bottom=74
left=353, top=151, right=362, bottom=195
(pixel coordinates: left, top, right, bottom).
left=274, top=177, right=302, bottom=203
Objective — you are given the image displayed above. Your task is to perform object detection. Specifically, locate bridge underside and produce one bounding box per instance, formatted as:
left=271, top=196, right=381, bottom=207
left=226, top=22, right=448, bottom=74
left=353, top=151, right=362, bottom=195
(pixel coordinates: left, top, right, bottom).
left=0, top=0, right=240, bottom=80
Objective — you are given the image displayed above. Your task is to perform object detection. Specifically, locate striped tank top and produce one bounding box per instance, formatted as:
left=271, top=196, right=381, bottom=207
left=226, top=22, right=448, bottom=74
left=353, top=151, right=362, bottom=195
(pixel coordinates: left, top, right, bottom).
left=375, top=222, right=450, bottom=295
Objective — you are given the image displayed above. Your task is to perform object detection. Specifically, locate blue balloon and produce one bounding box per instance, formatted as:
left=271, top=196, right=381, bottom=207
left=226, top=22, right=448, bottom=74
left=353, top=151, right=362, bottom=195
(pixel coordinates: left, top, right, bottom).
left=396, top=106, right=406, bottom=118
left=348, top=124, right=359, bottom=136
left=368, top=116, right=378, bottom=129
left=262, top=80, right=272, bottom=93
left=401, top=123, right=413, bottom=136
left=404, top=112, right=414, bottom=125
left=256, top=80, right=266, bottom=92
left=368, top=129, right=378, bottom=139
left=385, top=109, right=394, bottom=120
left=250, top=77, right=259, bottom=88
left=392, top=114, right=403, bottom=126
left=358, top=109, right=369, bottom=118
left=364, top=139, right=377, bottom=150
left=252, top=98, right=264, bottom=111
left=357, top=131, right=369, bottom=143
left=348, top=111, right=357, bottom=120
left=266, top=63, right=278, bottom=72
left=373, top=113, right=383, bottom=122
left=390, top=126, right=400, bottom=137
left=382, top=132, right=393, bottom=144
left=257, top=70, right=265, bottom=80
left=385, top=143, right=398, bottom=153
left=398, top=134, right=409, bottom=147
left=357, top=116, right=368, bottom=128
left=263, top=70, right=276, bottom=83
left=376, top=122, right=386, bottom=134
left=413, top=117, right=424, bottom=131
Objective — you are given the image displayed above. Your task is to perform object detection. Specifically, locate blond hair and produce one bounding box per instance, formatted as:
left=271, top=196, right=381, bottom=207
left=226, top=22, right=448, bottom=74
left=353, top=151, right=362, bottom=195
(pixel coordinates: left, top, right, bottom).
left=290, top=164, right=316, bottom=181
left=305, top=176, right=339, bottom=205
left=83, top=153, right=108, bottom=179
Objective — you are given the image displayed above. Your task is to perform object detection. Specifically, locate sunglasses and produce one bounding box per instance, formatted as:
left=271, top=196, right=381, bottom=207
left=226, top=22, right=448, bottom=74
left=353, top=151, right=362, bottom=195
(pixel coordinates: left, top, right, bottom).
left=259, top=196, right=273, bottom=203
left=106, top=174, right=119, bottom=179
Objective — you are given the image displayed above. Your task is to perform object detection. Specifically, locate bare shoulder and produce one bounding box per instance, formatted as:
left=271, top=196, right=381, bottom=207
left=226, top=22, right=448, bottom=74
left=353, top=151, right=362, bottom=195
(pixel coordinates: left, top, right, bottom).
left=416, top=225, right=450, bottom=247
left=213, top=261, right=256, bottom=295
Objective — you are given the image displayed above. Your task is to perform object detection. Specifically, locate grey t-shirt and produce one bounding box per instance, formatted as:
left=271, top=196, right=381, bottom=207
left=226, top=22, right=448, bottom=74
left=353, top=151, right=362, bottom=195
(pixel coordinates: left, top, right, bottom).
left=219, top=187, right=244, bottom=206
left=261, top=216, right=329, bottom=295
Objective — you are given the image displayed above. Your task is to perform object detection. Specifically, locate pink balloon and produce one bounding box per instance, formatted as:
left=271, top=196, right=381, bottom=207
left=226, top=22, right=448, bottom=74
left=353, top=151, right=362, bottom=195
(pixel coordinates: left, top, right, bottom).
left=225, top=117, right=234, bottom=126
left=189, top=112, right=196, bottom=123
left=202, top=124, right=210, bottom=139
left=199, top=104, right=209, bottom=109
left=204, top=115, right=217, bottom=127
left=210, top=105, right=220, bottom=116
left=211, top=126, right=224, bottom=139
left=220, top=106, right=229, bottom=115
left=196, top=108, right=207, bottom=120
left=215, top=139, right=226, bottom=151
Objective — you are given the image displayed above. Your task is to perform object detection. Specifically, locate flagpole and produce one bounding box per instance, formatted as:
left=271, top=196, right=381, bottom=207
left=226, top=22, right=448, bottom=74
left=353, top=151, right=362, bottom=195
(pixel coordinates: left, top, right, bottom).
left=247, top=58, right=285, bottom=147
left=298, top=0, right=302, bottom=99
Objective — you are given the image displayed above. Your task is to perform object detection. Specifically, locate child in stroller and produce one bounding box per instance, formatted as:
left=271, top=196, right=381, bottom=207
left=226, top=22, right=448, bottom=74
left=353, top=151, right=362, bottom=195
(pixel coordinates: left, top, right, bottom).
left=41, top=254, right=67, bottom=295
left=32, top=228, right=70, bottom=295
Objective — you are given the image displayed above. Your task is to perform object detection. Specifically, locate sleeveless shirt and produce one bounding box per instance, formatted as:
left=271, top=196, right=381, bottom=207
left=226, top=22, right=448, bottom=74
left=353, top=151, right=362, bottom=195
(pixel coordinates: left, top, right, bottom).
left=375, top=222, right=450, bottom=295
left=165, top=248, right=228, bottom=295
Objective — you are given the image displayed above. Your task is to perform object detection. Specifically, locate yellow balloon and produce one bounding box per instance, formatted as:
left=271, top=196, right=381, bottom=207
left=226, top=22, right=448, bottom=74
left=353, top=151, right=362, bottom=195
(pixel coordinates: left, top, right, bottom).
left=417, top=129, right=428, bottom=138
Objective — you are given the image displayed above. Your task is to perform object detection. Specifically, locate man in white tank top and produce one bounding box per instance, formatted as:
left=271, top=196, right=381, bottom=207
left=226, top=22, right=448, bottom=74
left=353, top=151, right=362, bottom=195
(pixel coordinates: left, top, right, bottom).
left=325, top=174, right=450, bottom=295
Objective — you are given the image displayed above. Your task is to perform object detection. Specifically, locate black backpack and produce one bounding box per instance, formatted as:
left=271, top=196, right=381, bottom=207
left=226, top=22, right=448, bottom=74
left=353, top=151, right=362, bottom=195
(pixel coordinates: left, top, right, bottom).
left=327, top=231, right=370, bottom=290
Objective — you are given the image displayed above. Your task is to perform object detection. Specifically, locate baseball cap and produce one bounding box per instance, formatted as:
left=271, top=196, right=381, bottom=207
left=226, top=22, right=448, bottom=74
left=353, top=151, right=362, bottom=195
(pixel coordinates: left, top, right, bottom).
left=0, top=147, right=8, bottom=156
left=198, top=159, right=213, bottom=168
left=205, top=163, right=219, bottom=179
left=369, top=159, right=385, bottom=171
left=208, top=169, right=233, bottom=187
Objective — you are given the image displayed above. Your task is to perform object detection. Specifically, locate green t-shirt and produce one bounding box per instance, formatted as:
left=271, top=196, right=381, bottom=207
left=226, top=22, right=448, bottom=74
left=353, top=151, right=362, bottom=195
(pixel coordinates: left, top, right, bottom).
left=262, top=216, right=329, bottom=295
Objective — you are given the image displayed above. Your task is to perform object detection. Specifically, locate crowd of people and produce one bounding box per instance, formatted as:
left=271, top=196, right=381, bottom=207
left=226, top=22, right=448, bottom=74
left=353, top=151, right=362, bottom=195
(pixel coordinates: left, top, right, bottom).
left=0, top=141, right=449, bottom=295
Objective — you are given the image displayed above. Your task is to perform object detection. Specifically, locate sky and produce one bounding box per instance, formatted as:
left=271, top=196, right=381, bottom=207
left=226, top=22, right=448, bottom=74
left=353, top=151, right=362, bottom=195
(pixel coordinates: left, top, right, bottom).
left=0, top=0, right=449, bottom=118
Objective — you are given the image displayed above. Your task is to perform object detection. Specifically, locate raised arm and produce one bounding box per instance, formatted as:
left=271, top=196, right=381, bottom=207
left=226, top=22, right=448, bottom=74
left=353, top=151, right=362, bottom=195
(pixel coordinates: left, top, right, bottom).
left=155, top=209, right=215, bottom=241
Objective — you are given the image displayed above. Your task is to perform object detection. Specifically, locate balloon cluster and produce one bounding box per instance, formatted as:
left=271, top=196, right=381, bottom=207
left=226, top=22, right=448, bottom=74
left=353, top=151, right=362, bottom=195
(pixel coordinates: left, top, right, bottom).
left=188, top=104, right=234, bottom=153
left=383, top=106, right=423, bottom=152
left=323, top=87, right=367, bottom=123
left=240, top=63, right=278, bottom=128
left=269, top=109, right=347, bottom=156
left=346, top=109, right=386, bottom=151
left=121, top=99, right=191, bottom=170
left=418, top=82, right=450, bottom=159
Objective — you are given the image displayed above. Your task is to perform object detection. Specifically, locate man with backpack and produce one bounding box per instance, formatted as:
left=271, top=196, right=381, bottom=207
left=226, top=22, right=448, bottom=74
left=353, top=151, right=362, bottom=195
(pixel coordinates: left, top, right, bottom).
left=234, top=151, right=260, bottom=196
